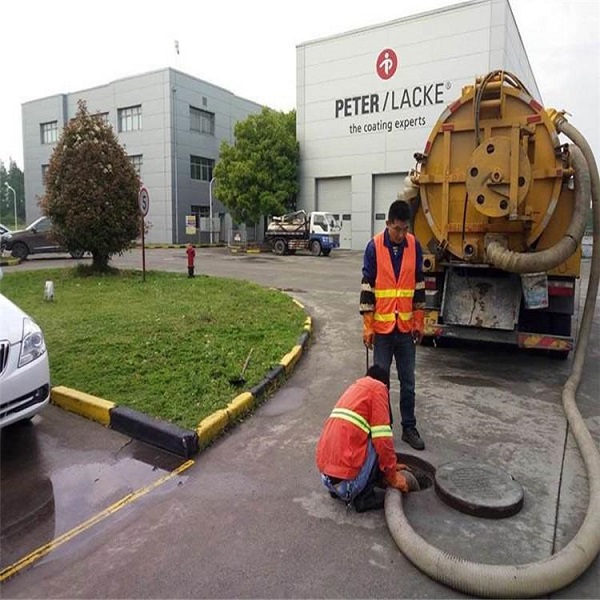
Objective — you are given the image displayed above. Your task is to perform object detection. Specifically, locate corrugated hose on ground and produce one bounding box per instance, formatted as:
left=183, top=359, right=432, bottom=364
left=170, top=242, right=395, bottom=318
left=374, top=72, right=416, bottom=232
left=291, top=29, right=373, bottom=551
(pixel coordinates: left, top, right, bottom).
left=385, top=120, right=600, bottom=598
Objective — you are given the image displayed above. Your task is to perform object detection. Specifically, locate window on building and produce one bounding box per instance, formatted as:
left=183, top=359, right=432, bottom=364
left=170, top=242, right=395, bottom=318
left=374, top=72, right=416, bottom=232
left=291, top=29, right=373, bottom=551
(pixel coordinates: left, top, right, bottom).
left=94, top=112, right=110, bottom=126
left=129, top=154, right=143, bottom=176
left=41, top=164, right=50, bottom=185
left=190, top=155, right=214, bottom=181
left=40, top=121, right=58, bottom=144
left=190, top=106, right=215, bottom=135
left=118, top=105, right=142, bottom=132
left=191, top=204, right=210, bottom=228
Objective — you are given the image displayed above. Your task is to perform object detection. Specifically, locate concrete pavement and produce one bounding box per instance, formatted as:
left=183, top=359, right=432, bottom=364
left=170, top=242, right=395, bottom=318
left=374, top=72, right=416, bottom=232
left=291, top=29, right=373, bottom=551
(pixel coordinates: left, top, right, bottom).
left=2, top=249, right=598, bottom=598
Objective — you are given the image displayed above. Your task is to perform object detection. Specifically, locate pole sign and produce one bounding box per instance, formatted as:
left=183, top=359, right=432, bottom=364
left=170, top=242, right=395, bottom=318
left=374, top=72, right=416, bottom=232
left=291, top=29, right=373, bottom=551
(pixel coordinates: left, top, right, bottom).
left=138, top=186, right=150, bottom=216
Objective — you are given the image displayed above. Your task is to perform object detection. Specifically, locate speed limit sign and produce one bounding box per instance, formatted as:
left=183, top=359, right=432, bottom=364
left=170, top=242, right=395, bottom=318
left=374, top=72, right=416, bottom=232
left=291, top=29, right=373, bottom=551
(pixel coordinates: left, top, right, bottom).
left=138, top=186, right=150, bottom=216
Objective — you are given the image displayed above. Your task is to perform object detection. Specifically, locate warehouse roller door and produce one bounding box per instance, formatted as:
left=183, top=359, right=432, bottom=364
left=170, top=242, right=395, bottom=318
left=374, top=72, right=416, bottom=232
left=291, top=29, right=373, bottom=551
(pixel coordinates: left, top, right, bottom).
left=373, top=173, right=406, bottom=236
left=316, top=177, right=352, bottom=249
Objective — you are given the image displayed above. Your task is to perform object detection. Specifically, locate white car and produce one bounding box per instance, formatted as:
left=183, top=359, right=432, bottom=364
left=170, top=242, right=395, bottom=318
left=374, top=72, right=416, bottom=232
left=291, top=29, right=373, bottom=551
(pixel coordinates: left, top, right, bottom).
left=0, top=291, right=50, bottom=427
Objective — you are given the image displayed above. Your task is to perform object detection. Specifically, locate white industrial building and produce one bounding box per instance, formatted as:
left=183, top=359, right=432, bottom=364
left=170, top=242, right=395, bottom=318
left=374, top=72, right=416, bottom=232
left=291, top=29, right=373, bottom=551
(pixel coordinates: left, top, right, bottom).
left=296, top=0, right=539, bottom=250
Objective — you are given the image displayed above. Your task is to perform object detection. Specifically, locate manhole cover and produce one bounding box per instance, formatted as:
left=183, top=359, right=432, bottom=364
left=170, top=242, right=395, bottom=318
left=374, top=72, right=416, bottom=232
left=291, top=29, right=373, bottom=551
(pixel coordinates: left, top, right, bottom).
left=434, top=460, right=523, bottom=518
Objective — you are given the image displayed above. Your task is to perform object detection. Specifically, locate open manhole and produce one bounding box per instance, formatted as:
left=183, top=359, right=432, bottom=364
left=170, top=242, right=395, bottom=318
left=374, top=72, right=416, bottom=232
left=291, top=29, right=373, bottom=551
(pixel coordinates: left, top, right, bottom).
left=397, top=453, right=436, bottom=491
left=434, top=460, right=524, bottom=518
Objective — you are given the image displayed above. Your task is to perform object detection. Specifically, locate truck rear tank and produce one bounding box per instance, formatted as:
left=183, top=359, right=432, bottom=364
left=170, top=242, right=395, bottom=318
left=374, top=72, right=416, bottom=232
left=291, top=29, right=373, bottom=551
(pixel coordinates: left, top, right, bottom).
left=409, top=71, right=588, bottom=356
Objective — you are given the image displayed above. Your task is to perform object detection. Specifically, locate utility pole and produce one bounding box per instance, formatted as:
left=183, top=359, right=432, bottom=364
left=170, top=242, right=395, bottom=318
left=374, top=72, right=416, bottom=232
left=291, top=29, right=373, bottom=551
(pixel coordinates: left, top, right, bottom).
left=4, top=182, right=17, bottom=230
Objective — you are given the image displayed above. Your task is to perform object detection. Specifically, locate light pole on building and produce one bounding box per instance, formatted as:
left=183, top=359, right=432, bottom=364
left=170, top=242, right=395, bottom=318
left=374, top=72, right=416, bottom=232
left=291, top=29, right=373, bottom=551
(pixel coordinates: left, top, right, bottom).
left=209, top=176, right=215, bottom=245
left=4, top=183, right=17, bottom=230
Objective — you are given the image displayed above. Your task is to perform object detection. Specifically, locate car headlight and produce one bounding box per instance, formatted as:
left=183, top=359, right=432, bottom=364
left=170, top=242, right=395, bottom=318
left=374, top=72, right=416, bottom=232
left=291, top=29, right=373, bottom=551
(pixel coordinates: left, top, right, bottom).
left=18, top=317, right=47, bottom=367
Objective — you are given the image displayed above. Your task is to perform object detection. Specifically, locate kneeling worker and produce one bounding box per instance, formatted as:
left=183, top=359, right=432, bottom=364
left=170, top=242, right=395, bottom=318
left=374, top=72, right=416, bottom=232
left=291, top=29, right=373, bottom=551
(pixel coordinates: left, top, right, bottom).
left=316, top=365, right=419, bottom=512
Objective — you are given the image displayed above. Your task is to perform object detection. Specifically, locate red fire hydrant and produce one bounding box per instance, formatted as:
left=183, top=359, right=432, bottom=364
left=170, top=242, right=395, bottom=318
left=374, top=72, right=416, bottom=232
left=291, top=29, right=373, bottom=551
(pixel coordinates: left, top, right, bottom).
left=186, top=243, right=196, bottom=278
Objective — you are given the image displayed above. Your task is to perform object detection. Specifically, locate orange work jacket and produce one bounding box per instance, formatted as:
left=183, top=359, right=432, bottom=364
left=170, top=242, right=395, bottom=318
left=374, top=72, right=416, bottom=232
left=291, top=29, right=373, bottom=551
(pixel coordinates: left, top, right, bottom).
left=373, top=232, right=416, bottom=334
left=316, top=376, right=397, bottom=480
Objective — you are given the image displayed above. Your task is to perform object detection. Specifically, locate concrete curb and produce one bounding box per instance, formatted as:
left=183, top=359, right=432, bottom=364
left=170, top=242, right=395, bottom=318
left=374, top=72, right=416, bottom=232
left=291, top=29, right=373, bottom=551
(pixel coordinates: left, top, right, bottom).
left=50, top=308, right=313, bottom=457
left=0, top=256, right=21, bottom=267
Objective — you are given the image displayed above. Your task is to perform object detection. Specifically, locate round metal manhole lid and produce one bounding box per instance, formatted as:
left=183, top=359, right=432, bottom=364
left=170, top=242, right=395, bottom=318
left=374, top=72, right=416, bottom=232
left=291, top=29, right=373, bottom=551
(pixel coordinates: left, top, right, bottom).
left=434, top=460, right=524, bottom=519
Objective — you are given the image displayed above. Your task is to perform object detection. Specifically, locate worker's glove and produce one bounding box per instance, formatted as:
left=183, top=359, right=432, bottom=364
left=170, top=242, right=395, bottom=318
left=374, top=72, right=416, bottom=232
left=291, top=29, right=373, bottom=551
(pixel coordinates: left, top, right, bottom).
left=384, top=470, right=409, bottom=493
left=396, top=463, right=412, bottom=473
left=411, top=310, right=425, bottom=345
left=362, top=313, right=375, bottom=349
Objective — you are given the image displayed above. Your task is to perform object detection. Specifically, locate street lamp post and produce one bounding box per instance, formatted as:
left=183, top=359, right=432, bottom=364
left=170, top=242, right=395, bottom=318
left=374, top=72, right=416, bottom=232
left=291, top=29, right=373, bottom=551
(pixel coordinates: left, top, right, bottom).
left=209, top=177, right=215, bottom=245
left=4, top=183, right=17, bottom=230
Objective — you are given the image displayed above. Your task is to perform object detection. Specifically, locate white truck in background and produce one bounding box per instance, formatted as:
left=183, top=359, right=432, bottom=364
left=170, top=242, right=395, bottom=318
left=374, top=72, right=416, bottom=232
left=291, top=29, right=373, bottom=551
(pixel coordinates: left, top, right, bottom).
left=265, top=210, right=341, bottom=256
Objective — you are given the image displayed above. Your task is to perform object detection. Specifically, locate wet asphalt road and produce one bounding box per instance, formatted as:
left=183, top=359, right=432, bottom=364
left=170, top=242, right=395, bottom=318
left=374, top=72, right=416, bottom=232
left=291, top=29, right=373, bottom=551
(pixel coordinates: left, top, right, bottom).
left=1, top=249, right=598, bottom=598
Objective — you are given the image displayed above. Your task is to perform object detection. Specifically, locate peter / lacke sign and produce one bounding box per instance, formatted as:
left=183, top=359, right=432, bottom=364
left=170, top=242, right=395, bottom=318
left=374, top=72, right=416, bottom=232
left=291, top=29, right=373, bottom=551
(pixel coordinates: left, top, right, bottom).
left=333, top=47, right=452, bottom=136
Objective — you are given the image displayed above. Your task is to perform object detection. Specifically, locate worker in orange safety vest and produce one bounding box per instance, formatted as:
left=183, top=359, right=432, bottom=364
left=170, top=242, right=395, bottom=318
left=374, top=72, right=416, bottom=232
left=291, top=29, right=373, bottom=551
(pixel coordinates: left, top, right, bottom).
left=360, top=199, right=426, bottom=451
left=316, top=365, right=419, bottom=512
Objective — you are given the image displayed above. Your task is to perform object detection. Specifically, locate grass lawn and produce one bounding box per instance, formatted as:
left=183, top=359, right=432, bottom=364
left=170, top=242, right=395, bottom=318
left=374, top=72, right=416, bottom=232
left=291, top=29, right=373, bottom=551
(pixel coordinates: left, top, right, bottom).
left=0, top=267, right=307, bottom=429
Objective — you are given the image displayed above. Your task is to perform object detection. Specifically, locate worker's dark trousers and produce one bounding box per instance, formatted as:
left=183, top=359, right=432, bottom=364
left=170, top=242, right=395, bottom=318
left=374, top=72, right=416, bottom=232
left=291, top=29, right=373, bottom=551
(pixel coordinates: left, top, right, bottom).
left=188, top=266, right=194, bottom=278
left=373, top=330, right=416, bottom=429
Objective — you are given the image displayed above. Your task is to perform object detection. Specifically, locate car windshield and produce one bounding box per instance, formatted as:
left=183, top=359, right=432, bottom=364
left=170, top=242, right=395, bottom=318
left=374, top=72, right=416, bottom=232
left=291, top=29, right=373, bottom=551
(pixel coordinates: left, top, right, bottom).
left=26, top=217, right=48, bottom=231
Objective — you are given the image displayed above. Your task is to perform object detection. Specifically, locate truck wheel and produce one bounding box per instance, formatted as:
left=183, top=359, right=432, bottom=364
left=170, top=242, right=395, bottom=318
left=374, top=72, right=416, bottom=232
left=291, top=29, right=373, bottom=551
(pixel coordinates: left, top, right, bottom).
left=273, top=239, right=287, bottom=255
left=11, top=242, right=29, bottom=260
left=310, top=240, right=322, bottom=256
left=321, top=248, right=331, bottom=257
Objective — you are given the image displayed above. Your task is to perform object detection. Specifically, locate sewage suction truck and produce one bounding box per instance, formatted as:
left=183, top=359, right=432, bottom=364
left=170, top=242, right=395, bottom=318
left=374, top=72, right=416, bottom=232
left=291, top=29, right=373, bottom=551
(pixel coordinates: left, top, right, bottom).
left=404, top=70, right=590, bottom=357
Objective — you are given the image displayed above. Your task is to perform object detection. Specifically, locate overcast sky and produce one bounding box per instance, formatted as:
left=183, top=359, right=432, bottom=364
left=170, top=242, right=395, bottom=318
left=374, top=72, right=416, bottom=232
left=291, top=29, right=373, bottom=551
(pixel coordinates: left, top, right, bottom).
left=1, top=0, right=598, bottom=169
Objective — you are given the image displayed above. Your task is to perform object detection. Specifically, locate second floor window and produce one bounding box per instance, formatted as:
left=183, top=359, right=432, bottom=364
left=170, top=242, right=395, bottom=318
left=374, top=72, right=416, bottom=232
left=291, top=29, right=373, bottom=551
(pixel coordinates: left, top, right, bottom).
left=129, top=154, right=143, bottom=176
left=190, top=106, right=215, bottom=135
left=95, top=112, right=110, bottom=127
left=41, top=121, right=58, bottom=144
left=190, top=156, right=214, bottom=181
left=118, top=105, right=142, bottom=132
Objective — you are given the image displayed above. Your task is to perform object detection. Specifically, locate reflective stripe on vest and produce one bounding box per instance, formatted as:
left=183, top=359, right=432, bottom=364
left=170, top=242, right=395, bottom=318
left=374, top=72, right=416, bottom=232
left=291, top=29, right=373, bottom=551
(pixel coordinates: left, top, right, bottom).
left=329, top=408, right=392, bottom=438
left=370, top=425, right=393, bottom=439
left=373, top=232, right=416, bottom=334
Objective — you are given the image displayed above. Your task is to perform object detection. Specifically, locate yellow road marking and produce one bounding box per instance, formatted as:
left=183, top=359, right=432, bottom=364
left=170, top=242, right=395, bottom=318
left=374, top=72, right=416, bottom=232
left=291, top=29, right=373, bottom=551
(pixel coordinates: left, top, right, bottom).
left=0, top=459, right=195, bottom=582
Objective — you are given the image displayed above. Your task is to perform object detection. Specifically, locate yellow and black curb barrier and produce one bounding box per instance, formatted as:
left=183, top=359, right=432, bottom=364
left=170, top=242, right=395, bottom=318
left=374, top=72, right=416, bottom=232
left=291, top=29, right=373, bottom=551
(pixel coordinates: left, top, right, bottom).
left=0, top=256, right=21, bottom=267
left=51, top=308, right=313, bottom=458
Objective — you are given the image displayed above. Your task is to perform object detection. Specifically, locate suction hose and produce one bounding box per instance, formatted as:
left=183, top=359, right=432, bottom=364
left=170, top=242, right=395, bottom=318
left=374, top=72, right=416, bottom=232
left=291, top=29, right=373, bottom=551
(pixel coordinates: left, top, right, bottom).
left=385, top=121, right=600, bottom=597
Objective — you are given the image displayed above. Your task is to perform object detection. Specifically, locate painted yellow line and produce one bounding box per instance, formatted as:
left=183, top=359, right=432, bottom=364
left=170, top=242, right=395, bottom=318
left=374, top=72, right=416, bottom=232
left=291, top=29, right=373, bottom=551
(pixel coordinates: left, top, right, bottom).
left=0, top=459, right=195, bottom=582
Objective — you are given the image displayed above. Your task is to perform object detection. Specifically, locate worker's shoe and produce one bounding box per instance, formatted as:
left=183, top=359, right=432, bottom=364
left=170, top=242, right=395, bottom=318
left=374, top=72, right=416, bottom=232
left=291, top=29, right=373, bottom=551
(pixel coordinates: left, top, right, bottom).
left=353, top=487, right=385, bottom=513
left=402, top=427, right=425, bottom=450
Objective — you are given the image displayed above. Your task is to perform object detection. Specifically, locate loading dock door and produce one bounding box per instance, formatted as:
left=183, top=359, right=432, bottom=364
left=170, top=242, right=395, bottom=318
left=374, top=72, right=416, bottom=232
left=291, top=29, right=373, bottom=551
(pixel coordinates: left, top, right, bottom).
left=373, top=173, right=406, bottom=236
left=316, top=177, right=352, bottom=249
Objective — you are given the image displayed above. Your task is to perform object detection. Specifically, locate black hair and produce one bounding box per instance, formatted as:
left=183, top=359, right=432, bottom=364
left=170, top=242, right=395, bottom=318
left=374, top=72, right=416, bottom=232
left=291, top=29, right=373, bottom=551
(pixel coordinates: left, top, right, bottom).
left=366, top=365, right=390, bottom=388
left=388, top=200, right=411, bottom=222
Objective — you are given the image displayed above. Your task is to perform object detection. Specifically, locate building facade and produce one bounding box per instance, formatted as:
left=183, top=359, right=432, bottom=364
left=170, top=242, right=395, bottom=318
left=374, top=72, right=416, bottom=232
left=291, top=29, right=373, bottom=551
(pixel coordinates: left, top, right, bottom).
left=296, top=0, right=540, bottom=250
left=22, top=68, right=263, bottom=244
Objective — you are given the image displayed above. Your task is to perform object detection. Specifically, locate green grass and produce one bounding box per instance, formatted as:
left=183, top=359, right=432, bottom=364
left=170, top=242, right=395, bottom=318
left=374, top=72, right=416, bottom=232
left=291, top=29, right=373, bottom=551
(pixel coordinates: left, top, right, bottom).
left=0, top=267, right=307, bottom=428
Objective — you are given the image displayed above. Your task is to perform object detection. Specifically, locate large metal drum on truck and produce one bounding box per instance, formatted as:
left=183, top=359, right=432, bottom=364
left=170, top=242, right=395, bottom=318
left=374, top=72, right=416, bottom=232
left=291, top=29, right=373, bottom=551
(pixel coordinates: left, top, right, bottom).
left=407, top=71, right=588, bottom=357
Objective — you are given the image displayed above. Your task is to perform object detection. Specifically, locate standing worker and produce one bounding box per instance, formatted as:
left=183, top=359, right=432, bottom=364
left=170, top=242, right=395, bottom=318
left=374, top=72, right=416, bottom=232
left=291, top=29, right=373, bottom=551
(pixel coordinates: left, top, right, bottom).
left=186, top=243, right=196, bottom=278
left=316, top=365, right=419, bottom=513
left=360, top=199, right=426, bottom=450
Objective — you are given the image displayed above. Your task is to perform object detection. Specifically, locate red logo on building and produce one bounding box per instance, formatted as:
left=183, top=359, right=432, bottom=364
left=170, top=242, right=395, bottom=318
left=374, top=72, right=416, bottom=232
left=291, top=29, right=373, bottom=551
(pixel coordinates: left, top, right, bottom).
left=376, top=48, right=398, bottom=80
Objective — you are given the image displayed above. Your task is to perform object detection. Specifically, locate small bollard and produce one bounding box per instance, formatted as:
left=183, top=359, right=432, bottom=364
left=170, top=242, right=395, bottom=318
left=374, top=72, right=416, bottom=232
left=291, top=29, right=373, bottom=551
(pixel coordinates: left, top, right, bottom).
left=43, top=280, right=54, bottom=301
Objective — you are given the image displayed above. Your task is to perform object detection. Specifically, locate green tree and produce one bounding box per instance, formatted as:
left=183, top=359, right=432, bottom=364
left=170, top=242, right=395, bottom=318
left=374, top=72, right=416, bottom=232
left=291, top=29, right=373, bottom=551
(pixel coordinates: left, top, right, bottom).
left=42, top=100, right=140, bottom=270
left=214, top=108, right=299, bottom=224
left=0, top=159, right=25, bottom=228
